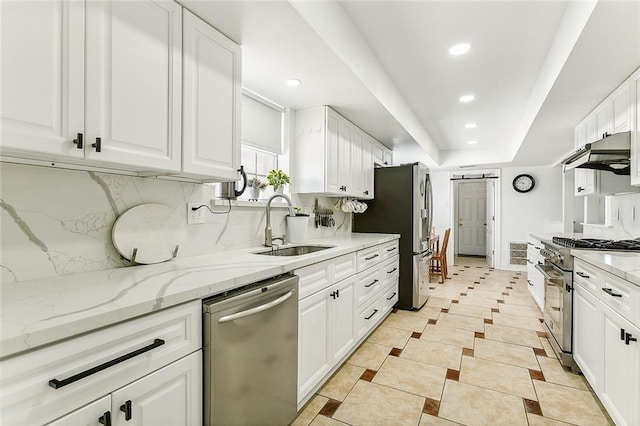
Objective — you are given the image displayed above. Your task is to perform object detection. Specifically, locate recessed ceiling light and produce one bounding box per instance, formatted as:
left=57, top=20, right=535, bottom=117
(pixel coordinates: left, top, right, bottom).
left=286, top=78, right=301, bottom=87
left=464, top=123, right=477, bottom=129
left=468, top=140, right=478, bottom=145
left=459, top=94, right=475, bottom=103
left=449, top=43, right=471, bottom=56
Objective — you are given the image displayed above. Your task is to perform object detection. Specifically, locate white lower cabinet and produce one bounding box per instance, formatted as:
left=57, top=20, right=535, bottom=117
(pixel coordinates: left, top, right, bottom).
left=600, top=308, right=639, bottom=426
left=111, top=351, right=202, bottom=426
left=573, top=283, right=602, bottom=388
left=296, top=242, right=399, bottom=406
left=0, top=301, right=201, bottom=426
left=573, top=259, right=640, bottom=426
left=526, top=236, right=544, bottom=311
left=48, top=352, right=202, bottom=426
left=330, top=277, right=357, bottom=364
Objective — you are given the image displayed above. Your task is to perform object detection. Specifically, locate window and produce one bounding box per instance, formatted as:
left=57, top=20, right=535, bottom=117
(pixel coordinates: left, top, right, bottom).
left=240, top=90, right=285, bottom=200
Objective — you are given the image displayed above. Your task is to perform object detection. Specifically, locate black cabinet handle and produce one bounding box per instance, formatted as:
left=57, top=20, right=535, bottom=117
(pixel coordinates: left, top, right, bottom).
left=387, top=267, right=397, bottom=274
left=527, top=280, right=533, bottom=286
left=98, top=411, right=111, bottom=426
left=48, top=339, right=165, bottom=389
left=602, top=288, right=622, bottom=298
left=336, top=289, right=340, bottom=298
left=92, top=137, right=102, bottom=152
left=527, top=242, right=533, bottom=246
left=527, top=259, right=533, bottom=264
left=386, top=247, right=396, bottom=252
left=535, top=246, right=541, bottom=250
left=120, top=400, right=132, bottom=421
left=365, top=254, right=379, bottom=260
left=364, top=190, right=369, bottom=195
left=386, top=292, right=397, bottom=301
left=577, top=187, right=585, bottom=192
left=576, top=271, right=590, bottom=279
left=620, top=328, right=626, bottom=341
left=330, top=291, right=336, bottom=299
left=73, top=133, right=83, bottom=149
left=365, top=309, right=378, bottom=320
left=365, top=279, right=379, bottom=288
left=625, top=333, right=637, bottom=345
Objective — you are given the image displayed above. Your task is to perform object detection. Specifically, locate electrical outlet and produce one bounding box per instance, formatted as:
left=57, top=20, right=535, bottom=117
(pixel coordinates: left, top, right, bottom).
left=187, top=203, right=206, bottom=224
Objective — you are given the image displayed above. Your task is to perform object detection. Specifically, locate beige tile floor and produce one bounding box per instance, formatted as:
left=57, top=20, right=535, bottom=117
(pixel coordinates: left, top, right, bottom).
left=292, top=256, right=613, bottom=426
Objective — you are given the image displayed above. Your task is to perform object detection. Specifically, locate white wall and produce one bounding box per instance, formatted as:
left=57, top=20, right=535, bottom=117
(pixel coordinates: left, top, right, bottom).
left=429, top=166, right=564, bottom=269
left=0, top=163, right=351, bottom=284
left=499, top=166, right=563, bottom=267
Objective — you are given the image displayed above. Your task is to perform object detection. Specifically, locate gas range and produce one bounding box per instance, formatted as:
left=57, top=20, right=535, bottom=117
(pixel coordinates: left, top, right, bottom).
left=541, top=237, right=640, bottom=271
left=551, top=237, right=640, bottom=251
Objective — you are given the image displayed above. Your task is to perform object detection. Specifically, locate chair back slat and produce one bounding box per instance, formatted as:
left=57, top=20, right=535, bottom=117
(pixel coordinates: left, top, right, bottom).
left=440, top=228, right=451, bottom=254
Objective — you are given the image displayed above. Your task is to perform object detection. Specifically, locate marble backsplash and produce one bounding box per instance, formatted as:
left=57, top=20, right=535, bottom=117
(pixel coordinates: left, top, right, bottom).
left=583, top=192, right=640, bottom=240
left=0, top=163, right=351, bottom=284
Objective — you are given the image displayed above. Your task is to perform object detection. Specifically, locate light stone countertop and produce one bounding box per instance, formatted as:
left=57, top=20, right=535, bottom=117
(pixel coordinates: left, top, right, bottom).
left=0, top=233, right=398, bottom=359
left=571, top=250, right=640, bottom=287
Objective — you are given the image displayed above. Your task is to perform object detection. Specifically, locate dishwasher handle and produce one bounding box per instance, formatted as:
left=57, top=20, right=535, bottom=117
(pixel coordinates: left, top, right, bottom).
left=218, top=289, right=295, bottom=323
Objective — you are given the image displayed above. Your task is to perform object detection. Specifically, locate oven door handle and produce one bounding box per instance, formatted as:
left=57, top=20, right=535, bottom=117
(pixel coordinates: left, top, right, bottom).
left=535, top=264, right=553, bottom=280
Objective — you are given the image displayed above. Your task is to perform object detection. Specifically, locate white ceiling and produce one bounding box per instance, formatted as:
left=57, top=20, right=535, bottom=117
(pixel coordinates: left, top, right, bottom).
left=181, top=0, right=640, bottom=170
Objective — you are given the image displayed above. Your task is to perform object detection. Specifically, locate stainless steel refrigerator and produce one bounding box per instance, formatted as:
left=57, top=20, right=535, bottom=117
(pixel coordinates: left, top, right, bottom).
left=353, top=163, right=433, bottom=310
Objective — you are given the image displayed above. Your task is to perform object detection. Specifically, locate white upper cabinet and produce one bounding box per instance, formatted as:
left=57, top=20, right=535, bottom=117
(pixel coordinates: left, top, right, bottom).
left=2, top=0, right=240, bottom=181
left=182, top=10, right=241, bottom=181
left=84, top=0, right=182, bottom=172
left=1, top=0, right=84, bottom=159
left=362, top=135, right=374, bottom=198
left=295, top=106, right=378, bottom=199
left=573, top=67, right=639, bottom=192
left=631, top=68, right=640, bottom=186
left=611, top=81, right=631, bottom=133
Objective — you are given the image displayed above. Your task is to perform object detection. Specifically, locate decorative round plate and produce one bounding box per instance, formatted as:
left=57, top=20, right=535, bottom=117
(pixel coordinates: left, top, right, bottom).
left=112, top=203, right=186, bottom=264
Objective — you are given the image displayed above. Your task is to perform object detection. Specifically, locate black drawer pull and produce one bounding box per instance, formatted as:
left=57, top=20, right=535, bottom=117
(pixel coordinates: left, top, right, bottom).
left=621, top=328, right=626, bottom=341
left=626, top=333, right=637, bottom=345
left=73, top=132, right=83, bottom=149
left=576, top=271, right=590, bottom=279
left=92, top=137, right=102, bottom=152
left=365, top=309, right=379, bottom=320
left=120, top=400, right=132, bottom=421
left=527, top=280, right=533, bottom=286
left=48, top=339, right=165, bottom=389
left=98, top=411, right=111, bottom=426
left=365, top=254, right=379, bottom=260
left=386, top=247, right=397, bottom=252
left=386, top=292, right=397, bottom=301
left=365, top=279, right=379, bottom=288
left=387, top=267, right=397, bottom=274
left=602, top=288, right=622, bottom=298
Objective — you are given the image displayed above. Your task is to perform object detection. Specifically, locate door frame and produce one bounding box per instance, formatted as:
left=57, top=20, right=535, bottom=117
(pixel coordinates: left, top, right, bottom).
left=450, top=169, right=501, bottom=268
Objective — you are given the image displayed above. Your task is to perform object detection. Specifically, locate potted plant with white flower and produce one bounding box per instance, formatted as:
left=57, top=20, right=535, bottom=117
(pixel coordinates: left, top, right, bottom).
left=246, top=177, right=267, bottom=200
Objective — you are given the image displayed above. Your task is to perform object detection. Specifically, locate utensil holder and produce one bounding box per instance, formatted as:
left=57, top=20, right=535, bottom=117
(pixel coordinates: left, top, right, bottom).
left=286, top=214, right=309, bottom=243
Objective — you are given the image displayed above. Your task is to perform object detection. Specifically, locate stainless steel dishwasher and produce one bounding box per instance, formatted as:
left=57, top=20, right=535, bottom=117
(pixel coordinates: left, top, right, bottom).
left=203, top=273, right=298, bottom=426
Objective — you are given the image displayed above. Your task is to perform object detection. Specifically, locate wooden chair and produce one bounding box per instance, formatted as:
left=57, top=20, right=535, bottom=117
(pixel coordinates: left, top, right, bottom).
left=430, top=228, right=451, bottom=283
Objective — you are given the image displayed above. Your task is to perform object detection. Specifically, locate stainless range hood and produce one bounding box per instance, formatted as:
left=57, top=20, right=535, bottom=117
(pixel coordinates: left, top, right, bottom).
left=561, top=131, right=631, bottom=175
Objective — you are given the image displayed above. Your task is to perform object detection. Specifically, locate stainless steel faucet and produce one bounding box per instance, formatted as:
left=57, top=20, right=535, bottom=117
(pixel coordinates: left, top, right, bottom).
left=264, top=194, right=296, bottom=247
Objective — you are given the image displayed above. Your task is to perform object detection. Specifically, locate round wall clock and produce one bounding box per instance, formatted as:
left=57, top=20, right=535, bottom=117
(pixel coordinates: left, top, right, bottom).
left=512, top=174, right=535, bottom=193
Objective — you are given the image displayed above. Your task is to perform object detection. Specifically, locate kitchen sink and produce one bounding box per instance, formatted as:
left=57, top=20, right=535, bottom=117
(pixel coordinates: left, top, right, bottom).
left=253, top=245, right=335, bottom=256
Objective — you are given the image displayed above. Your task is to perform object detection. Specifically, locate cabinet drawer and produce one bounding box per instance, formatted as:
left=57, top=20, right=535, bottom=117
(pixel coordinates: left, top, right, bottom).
left=380, top=281, right=399, bottom=313
left=380, top=256, right=400, bottom=285
left=357, top=246, right=382, bottom=272
left=333, top=253, right=357, bottom=283
left=297, top=261, right=332, bottom=300
left=0, top=301, right=201, bottom=426
left=355, top=267, right=381, bottom=307
left=356, top=297, right=382, bottom=338
left=380, top=240, right=399, bottom=260
left=597, top=271, right=640, bottom=328
left=574, top=260, right=599, bottom=294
